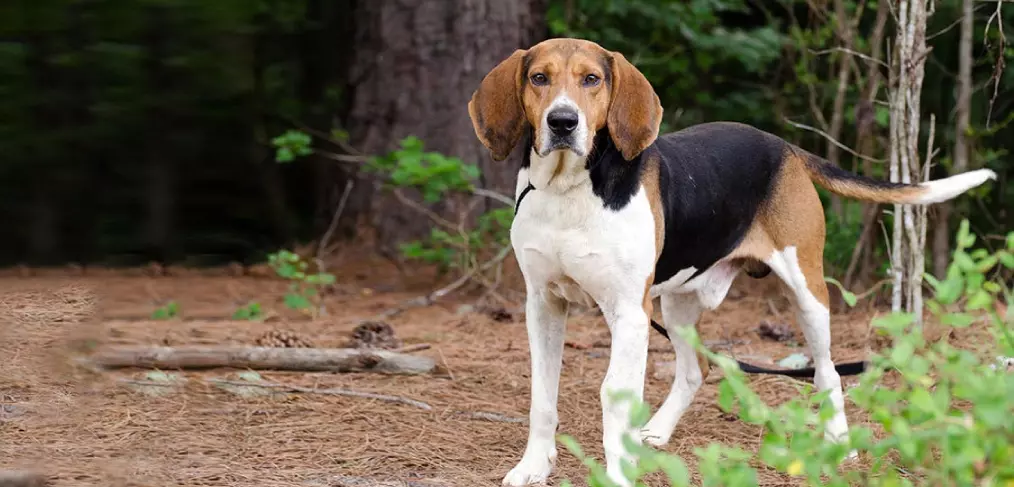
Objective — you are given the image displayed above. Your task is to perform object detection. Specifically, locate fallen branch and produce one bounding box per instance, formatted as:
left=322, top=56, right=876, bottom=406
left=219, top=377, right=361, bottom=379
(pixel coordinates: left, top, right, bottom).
left=0, top=471, right=49, bottom=487
left=89, top=346, right=436, bottom=375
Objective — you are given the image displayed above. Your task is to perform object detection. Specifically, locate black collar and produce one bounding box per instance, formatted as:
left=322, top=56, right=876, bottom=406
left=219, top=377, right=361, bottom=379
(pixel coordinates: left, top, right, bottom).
left=515, top=182, right=535, bottom=214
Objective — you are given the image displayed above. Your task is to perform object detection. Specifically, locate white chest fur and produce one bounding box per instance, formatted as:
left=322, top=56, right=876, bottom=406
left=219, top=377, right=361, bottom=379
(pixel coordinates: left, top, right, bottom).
left=510, top=163, right=658, bottom=308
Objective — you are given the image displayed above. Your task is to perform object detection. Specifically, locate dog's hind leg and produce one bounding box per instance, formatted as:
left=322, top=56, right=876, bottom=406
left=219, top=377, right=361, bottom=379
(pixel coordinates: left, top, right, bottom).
left=502, top=288, right=569, bottom=487
left=640, top=292, right=706, bottom=446
left=765, top=245, right=852, bottom=450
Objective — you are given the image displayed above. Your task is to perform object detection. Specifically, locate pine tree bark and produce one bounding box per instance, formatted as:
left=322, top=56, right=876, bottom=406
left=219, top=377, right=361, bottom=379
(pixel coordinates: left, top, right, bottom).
left=344, top=0, right=546, bottom=257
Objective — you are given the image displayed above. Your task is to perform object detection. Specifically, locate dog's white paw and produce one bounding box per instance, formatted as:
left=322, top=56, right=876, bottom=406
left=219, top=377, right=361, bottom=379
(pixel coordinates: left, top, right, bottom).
left=502, top=449, right=556, bottom=486
left=844, top=449, right=859, bottom=461
left=639, top=419, right=673, bottom=447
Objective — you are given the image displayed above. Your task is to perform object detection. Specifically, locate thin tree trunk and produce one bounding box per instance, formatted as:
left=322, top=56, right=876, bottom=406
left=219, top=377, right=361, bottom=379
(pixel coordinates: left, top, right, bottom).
left=827, top=0, right=858, bottom=221
left=844, top=0, right=890, bottom=290
left=933, top=0, right=973, bottom=278
left=889, top=0, right=933, bottom=323
left=344, top=0, right=545, bottom=258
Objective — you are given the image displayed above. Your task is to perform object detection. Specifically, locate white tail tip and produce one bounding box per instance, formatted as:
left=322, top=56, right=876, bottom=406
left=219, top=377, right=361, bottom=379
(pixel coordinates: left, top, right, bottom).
left=915, top=168, right=997, bottom=204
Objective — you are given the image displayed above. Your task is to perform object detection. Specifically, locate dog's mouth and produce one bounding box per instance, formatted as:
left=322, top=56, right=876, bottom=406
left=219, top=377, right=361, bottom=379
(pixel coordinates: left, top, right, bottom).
left=539, top=136, right=586, bottom=157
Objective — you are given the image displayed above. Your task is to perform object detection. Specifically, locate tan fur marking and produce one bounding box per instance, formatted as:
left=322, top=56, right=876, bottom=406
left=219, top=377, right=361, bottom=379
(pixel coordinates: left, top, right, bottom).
left=641, top=155, right=663, bottom=360
left=641, top=156, right=710, bottom=380
left=757, top=151, right=831, bottom=306
left=607, top=52, right=663, bottom=160
left=468, top=50, right=527, bottom=161
left=796, top=148, right=926, bottom=204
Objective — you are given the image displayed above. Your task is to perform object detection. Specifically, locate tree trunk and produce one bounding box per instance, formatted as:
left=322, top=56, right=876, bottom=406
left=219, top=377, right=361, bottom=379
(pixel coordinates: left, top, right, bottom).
left=932, top=0, right=973, bottom=278
left=826, top=0, right=857, bottom=221
left=889, top=0, right=933, bottom=324
left=344, top=0, right=545, bottom=257
left=843, top=0, right=890, bottom=291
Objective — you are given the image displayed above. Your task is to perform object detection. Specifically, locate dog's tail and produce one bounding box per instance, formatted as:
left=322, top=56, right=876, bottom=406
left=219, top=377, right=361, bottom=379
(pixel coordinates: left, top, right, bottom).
left=649, top=319, right=867, bottom=378
left=796, top=147, right=996, bottom=205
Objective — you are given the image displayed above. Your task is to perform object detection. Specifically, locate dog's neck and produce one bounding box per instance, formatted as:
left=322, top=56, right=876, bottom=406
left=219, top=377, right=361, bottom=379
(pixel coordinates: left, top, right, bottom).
left=519, top=129, right=647, bottom=211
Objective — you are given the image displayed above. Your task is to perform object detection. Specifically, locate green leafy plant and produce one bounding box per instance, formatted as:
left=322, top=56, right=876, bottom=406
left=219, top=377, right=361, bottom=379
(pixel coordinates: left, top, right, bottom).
left=271, top=129, right=313, bottom=163
left=267, top=249, right=335, bottom=317
left=559, top=220, right=1014, bottom=487
left=232, top=301, right=264, bottom=321
left=151, top=300, right=180, bottom=320
left=271, top=130, right=513, bottom=273
left=364, top=136, right=480, bottom=203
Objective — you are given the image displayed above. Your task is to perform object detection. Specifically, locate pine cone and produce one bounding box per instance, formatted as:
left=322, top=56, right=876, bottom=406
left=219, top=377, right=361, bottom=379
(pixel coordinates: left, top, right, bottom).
left=346, top=321, right=401, bottom=350
left=255, top=329, right=313, bottom=348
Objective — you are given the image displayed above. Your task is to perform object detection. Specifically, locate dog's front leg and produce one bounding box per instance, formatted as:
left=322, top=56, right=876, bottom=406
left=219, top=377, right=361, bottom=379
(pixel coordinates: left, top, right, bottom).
left=600, top=302, right=650, bottom=487
left=503, top=289, right=568, bottom=487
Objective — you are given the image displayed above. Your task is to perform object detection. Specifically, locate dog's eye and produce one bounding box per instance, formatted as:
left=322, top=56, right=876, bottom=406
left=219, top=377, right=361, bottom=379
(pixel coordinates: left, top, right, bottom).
left=530, top=73, right=548, bottom=86
left=583, top=74, right=601, bottom=87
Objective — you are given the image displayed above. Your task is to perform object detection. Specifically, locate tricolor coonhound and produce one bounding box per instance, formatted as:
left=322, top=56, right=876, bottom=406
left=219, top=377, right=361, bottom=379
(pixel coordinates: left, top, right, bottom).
left=467, top=38, right=996, bottom=487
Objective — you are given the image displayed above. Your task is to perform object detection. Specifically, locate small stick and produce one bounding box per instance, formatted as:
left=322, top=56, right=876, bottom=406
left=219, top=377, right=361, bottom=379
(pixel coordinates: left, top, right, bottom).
left=454, top=411, right=527, bottom=424
left=393, top=343, right=432, bottom=354
left=436, top=347, right=455, bottom=381
left=206, top=379, right=434, bottom=411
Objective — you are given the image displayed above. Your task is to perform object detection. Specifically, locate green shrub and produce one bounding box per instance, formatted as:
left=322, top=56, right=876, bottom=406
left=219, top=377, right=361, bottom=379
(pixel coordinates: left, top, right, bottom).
left=561, top=220, right=1014, bottom=487
left=267, top=249, right=335, bottom=317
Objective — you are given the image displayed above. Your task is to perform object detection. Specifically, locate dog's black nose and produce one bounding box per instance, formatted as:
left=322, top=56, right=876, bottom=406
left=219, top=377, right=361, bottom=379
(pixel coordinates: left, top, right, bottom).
left=547, top=109, right=579, bottom=136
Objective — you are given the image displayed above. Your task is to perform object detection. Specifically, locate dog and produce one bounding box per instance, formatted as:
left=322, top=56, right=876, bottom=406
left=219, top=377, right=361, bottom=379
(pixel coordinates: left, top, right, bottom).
left=467, top=38, right=996, bottom=487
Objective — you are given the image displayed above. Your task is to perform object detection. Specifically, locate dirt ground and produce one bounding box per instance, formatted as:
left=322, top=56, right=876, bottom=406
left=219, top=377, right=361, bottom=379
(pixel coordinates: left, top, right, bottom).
left=0, top=251, right=960, bottom=487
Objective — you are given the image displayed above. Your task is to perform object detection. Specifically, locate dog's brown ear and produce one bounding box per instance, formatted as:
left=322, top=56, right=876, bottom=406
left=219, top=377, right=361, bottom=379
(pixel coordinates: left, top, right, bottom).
left=607, top=52, right=662, bottom=161
left=468, top=50, right=528, bottom=162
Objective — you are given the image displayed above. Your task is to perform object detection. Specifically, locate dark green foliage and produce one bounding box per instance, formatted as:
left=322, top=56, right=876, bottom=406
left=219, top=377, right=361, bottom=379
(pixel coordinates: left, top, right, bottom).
left=0, top=0, right=351, bottom=266
left=1, top=0, right=1010, bottom=274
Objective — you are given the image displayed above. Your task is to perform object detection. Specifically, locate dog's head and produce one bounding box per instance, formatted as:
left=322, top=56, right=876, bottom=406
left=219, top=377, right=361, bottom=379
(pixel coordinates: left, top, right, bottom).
left=468, top=38, right=663, bottom=162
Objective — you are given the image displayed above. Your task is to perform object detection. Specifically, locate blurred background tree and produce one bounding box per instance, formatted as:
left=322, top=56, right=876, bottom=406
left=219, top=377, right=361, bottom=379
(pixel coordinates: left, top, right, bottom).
left=0, top=0, right=1009, bottom=294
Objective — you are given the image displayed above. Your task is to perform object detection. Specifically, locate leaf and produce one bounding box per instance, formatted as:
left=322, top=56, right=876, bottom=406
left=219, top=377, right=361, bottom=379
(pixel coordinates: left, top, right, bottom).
left=872, top=313, right=916, bottom=333
left=1000, top=252, right=1014, bottom=269
left=718, top=380, right=735, bottom=412
left=128, top=371, right=186, bottom=397
left=941, top=313, right=976, bottom=328
left=283, top=293, right=312, bottom=310
left=628, top=400, right=652, bottom=428
left=825, top=276, right=857, bottom=307
left=890, top=340, right=915, bottom=365
left=908, top=388, right=937, bottom=415
left=657, top=455, right=690, bottom=487
left=777, top=353, right=810, bottom=370
left=212, top=372, right=275, bottom=398
left=237, top=371, right=263, bottom=382
left=968, top=290, right=993, bottom=311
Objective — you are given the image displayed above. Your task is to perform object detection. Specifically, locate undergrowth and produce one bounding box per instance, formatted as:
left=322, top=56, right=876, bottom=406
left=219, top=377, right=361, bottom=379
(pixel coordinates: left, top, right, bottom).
left=561, top=220, right=1014, bottom=487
